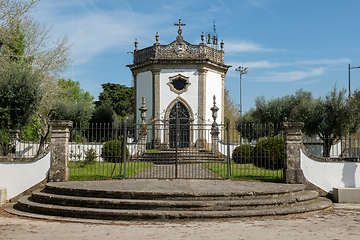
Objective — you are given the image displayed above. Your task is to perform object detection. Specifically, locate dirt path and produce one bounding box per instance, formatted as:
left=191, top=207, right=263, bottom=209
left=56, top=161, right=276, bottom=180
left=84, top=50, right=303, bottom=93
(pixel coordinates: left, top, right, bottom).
left=1, top=204, right=360, bottom=240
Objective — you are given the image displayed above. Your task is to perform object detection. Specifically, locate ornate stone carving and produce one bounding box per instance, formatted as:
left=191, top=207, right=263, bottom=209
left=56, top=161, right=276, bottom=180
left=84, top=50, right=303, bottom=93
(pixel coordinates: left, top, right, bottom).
left=132, top=41, right=225, bottom=65
left=167, top=74, right=191, bottom=95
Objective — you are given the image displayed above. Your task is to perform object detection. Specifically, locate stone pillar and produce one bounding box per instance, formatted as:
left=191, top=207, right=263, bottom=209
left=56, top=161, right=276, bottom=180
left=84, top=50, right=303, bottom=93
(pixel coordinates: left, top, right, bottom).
left=9, top=130, right=19, bottom=156
left=341, top=135, right=349, bottom=157
left=152, top=68, right=161, bottom=147
left=197, top=68, right=207, bottom=148
left=221, top=73, right=225, bottom=140
left=282, top=122, right=306, bottom=184
left=48, top=120, right=73, bottom=182
left=210, top=96, right=220, bottom=153
left=138, top=97, right=148, bottom=155
left=132, top=72, right=137, bottom=124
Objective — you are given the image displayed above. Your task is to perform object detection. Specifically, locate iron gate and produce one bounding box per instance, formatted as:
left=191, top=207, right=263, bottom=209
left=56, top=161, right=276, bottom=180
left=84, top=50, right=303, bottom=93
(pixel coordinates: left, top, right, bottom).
left=68, top=121, right=284, bottom=181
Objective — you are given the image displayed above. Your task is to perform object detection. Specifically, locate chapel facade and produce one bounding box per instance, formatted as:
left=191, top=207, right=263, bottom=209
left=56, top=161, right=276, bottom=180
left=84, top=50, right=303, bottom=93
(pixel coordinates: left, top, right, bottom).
left=127, top=19, right=231, bottom=149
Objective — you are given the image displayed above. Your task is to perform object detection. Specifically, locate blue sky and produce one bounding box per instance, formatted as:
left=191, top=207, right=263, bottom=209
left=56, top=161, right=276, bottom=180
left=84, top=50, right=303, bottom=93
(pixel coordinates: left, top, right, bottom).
left=32, top=0, right=360, bottom=113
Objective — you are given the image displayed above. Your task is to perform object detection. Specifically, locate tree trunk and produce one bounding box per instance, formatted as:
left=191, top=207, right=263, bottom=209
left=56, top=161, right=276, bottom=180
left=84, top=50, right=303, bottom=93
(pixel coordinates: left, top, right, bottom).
left=322, top=138, right=334, bottom=157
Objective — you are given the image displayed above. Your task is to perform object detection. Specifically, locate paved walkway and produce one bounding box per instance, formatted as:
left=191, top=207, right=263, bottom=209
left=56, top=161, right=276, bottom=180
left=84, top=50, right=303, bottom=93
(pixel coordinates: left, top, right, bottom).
left=1, top=204, right=360, bottom=239
left=41, top=178, right=303, bottom=195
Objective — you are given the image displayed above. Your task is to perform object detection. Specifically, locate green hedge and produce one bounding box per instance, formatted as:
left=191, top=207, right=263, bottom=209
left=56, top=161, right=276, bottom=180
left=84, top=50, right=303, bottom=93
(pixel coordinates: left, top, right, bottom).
left=232, top=144, right=254, bottom=163
left=101, top=140, right=129, bottom=163
left=253, top=137, right=284, bottom=170
left=232, top=137, right=284, bottom=170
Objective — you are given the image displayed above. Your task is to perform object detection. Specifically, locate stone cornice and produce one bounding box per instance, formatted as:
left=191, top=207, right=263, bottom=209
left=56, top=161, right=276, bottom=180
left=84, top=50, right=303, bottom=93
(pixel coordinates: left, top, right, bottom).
left=127, top=59, right=231, bottom=75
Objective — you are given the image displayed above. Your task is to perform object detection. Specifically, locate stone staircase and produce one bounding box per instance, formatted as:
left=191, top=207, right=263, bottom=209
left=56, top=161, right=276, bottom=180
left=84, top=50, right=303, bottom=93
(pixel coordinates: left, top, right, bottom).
left=132, top=150, right=226, bottom=164
left=6, top=179, right=332, bottom=221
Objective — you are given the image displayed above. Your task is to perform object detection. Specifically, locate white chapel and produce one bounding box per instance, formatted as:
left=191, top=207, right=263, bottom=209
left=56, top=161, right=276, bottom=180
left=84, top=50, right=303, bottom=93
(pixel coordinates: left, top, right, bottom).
left=127, top=19, right=231, bottom=149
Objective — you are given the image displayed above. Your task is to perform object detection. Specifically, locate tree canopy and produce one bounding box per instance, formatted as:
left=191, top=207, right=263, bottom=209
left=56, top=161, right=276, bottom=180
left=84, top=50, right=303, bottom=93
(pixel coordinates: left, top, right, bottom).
left=95, top=83, right=134, bottom=119
left=239, top=87, right=360, bottom=157
left=0, top=62, right=42, bottom=130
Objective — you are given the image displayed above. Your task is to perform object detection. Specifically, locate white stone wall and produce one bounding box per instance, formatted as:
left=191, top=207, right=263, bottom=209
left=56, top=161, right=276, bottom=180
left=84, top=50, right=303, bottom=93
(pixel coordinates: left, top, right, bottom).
left=301, top=149, right=360, bottom=193
left=160, top=69, right=198, bottom=121
left=136, top=71, right=153, bottom=123
left=0, top=153, right=51, bottom=200
left=206, top=71, right=223, bottom=124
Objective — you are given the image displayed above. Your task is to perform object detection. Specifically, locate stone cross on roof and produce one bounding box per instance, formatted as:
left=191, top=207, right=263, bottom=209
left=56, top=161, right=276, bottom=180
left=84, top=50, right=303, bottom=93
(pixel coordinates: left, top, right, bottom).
left=174, top=19, right=186, bottom=36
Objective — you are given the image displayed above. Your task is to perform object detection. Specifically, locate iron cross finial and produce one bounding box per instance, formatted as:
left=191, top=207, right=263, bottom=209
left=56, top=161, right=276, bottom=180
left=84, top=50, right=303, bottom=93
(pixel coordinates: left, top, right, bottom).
left=174, top=19, right=186, bottom=36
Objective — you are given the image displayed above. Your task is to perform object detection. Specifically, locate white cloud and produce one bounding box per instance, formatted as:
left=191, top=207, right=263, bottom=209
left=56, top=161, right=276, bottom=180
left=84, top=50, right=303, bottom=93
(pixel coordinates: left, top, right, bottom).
left=228, top=60, right=287, bottom=69
left=252, top=68, right=325, bottom=83
left=225, top=40, right=284, bottom=53
left=33, top=1, right=170, bottom=65
left=297, top=58, right=350, bottom=65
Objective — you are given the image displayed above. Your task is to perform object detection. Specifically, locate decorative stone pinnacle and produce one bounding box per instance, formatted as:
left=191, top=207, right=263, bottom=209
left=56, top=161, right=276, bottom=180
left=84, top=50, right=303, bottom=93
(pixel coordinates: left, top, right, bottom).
left=211, top=95, right=219, bottom=122
left=134, top=39, right=138, bottom=51
left=139, top=97, right=148, bottom=124
left=201, top=31, right=205, bottom=43
left=174, top=19, right=186, bottom=36
left=220, top=40, right=224, bottom=51
left=155, top=32, right=159, bottom=43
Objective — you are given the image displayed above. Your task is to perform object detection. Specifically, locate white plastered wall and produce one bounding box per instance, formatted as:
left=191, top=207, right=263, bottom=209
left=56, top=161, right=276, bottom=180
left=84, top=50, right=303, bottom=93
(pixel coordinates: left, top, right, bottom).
left=160, top=69, right=198, bottom=121
left=136, top=71, right=153, bottom=123
left=0, top=152, right=51, bottom=200
left=206, top=71, right=222, bottom=124
left=301, top=149, right=360, bottom=193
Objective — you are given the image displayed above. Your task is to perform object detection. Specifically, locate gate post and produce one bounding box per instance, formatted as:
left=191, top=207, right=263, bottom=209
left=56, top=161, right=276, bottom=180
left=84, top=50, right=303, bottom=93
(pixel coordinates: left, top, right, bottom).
left=281, top=122, right=305, bottom=184
left=48, top=120, right=73, bottom=182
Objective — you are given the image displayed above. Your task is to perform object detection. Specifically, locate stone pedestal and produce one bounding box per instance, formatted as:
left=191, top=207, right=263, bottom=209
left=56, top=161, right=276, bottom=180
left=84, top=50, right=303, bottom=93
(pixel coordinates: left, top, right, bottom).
left=282, top=122, right=306, bottom=184
left=211, top=123, right=220, bottom=153
left=48, top=120, right=72, bottom=182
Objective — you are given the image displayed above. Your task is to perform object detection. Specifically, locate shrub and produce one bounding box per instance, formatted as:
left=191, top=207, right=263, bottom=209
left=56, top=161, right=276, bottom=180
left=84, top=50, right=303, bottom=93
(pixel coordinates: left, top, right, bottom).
left=101, top=140, right=129, bottom=163
left=232, top=144, right=254, bottom=163
left=84, top=148, right=97, bottom=164
left=253, top=137, right=284, bottom=170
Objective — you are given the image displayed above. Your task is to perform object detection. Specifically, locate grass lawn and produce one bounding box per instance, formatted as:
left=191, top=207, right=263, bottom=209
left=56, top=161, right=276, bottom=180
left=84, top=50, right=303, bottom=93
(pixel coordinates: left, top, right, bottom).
left=146, top=149, right=161, bottom=153
left=69, top=161, right=153, bottom=180
left=203, top=162, right=284, bottom=183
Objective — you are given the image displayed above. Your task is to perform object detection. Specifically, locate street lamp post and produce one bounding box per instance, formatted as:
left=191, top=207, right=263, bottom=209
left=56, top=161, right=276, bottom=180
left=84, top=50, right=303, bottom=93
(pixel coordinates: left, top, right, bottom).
left=235, top=66, right=248, bottom=118
left=349, top=64, right=360, bottom=99
left=348, top=64, right=360, bottom=157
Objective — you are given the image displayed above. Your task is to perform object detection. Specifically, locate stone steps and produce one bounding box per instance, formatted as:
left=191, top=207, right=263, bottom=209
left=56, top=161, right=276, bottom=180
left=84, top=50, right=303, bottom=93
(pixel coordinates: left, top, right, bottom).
left=6, top=180, right=332, bottom=221
left=13, top=197, right=331, bottom=221
left=26, top=190, right=319, bottom=211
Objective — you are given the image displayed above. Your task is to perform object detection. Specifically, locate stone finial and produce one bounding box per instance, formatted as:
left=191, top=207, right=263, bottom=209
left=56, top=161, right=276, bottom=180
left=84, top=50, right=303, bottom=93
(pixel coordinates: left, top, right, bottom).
left=139, top=97, right=148, bottom=124
left=201, top=31, right=205, bottom=43
left=134, top=39, right=138, bottom=51
left=211, top=95, right=219, bottom=122
left=220, top=40, right=224, bottom=51
left=155, top=32, right=159, bottom=44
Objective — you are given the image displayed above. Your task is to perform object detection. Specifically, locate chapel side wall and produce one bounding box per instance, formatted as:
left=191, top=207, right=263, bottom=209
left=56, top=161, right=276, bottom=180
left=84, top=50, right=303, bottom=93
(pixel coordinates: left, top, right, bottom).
left=136, top=71, right=153, bottom=123
left=160, top=69, right=199, bottom=122
left=206, top=71, right=223, bottom=124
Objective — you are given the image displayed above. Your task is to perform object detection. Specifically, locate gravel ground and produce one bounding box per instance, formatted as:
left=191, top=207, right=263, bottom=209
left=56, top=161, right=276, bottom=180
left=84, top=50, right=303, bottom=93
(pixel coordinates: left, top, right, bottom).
left=1, top=203, right=360, bottom=240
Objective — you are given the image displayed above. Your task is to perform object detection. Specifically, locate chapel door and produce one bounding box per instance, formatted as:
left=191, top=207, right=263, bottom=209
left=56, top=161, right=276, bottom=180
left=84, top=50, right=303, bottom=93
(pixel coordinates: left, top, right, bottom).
left=169, top=102, right=190, bottom=148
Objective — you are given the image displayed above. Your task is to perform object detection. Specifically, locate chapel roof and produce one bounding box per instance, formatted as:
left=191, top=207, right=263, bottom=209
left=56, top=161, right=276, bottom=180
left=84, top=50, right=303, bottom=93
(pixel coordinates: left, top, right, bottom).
left=127, top=19, right=230, bottom=69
